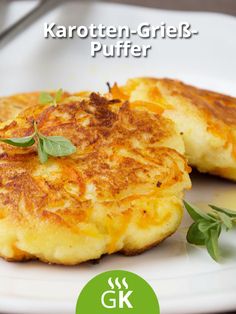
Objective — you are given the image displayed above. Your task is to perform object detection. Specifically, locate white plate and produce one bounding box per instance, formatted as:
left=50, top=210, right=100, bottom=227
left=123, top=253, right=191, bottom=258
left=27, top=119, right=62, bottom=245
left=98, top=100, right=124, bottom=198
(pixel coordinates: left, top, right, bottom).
left=0, top=2, right=235, bottom=314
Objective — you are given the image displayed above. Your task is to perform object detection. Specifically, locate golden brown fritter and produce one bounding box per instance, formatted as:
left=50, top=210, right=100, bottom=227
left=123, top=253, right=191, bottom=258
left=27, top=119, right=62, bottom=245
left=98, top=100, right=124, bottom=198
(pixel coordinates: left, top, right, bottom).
left=0, top=93, right=190, bottom=265
left=112, top=78, right=236, bottom=180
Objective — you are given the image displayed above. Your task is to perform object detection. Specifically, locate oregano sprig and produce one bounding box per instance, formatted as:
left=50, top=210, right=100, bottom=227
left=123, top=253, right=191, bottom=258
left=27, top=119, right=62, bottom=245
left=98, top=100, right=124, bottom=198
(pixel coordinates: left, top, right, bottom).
left=39, top=88, right=63, bottom=106
left=0, top=121, right=76, bottom=163
left=184, top=201, right=236, bottom=261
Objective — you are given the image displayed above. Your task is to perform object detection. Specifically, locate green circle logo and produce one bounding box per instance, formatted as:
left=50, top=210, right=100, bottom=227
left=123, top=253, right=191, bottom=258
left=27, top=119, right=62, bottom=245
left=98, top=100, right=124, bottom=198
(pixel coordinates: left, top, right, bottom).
left=76, top=270, right=160, bottom=313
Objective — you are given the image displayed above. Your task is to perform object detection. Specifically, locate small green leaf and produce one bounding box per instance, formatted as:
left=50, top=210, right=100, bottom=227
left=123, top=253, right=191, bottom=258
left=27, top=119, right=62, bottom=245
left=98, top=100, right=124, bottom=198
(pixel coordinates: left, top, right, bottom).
left=217, top=212, right=233, bottom=230
left=207, top=213, right=219, bottom=221
left=184, top=201, right=236, bottom=262
left=38, top=138, right=48, bottom=163
left=187, top=222, right=206, bottom=245
left=0, top=117, right=76, bottom=164
left=183, top=201, right=212, bottom=222
left=0, top=136, right=35, bottom=147
left=41, top=136, right=76, bottom=157
left=55, top=88, right=63, bottom=102
left=197, top=219, right=215, bottom=233
left=39, top=92, right=54, bottom=104
left=217, top=224, right=222, bottom=237
left=209, top=204, right=236, bottom=218
left=205, top=227, right=220, bottom=261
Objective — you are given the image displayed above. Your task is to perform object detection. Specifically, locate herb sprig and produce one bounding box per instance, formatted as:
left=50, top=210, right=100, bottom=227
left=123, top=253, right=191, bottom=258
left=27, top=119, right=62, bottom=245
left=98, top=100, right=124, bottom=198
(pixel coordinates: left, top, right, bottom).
left=184, top=201, right=236, bottom=261
left=39, top=89, right=63, bottom=106
left=0, top=121, right=76, bottom=163
left=0, top=90, right=76, bottom=163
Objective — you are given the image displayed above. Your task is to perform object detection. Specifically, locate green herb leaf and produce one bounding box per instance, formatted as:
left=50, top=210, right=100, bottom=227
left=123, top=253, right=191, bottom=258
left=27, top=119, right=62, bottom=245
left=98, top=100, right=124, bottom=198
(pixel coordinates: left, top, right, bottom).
left=184, top=201, right=236, bottom=262
left=217, top=212, right=233, bottom=230
left=41, top=136, right=76, bottom=157
left=55, top=88, right=63, bottom=102
left=209, top=204, right=236, bottom=218
left=38, top=138, right=48, bottom=163
left=0, top=136, right=35, bottom=147
left=197, top=219, right=216, bottom=234
left=207, top=213, right=219, bottom=221
left=205, top=227, right=220, bottom=261
left=217, top=223, right=222, bottom=237
left=39, top=92, right=54, bottom=104
left=0, top=113, right=75, bottom=163
left=187, top=222, right=206, bottom=245
left=183, top=201, right=212, bottom=222
left=39, top=89, right=63, bottom=106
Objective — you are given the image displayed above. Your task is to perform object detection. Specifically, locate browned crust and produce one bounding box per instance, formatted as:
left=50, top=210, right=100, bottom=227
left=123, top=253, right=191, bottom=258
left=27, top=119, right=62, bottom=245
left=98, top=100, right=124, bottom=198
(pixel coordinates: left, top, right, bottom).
left=0, top=93, right=186, bottom=213
left=0, top=91, right=71, bottom=122
left=158, top=78, right=236, bottom=127
left=118, top=77, right=236, bottom=127
left=0, top=93, right=188, bottom=264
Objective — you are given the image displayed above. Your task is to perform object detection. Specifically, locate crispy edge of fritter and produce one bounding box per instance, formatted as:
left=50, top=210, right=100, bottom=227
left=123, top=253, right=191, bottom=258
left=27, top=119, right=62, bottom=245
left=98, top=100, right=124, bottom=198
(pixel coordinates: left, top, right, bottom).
left=0, top=91, right=92, bottom=123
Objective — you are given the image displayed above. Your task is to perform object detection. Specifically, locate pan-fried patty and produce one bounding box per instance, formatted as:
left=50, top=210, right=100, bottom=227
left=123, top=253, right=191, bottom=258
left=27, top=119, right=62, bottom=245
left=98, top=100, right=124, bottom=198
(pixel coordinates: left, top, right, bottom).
left=0, top=93, right=190, bottom=265
left=111, top=78, right=236, bottom=181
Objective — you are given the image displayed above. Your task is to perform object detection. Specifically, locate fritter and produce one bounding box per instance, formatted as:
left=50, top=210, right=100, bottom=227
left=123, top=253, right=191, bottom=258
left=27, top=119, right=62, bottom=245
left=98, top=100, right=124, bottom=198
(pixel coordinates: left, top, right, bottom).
left=0, top=93, right=190, bottom=265
left=111, top=78, right=236, bottom=181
